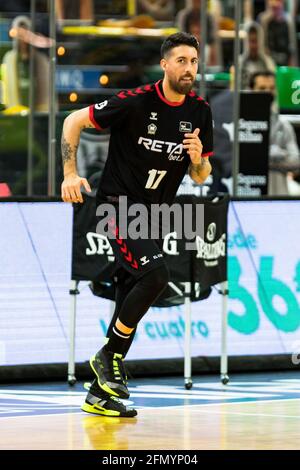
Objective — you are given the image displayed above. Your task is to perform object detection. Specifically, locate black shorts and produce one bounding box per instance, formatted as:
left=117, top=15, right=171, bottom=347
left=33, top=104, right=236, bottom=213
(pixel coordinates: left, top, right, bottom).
left=96, top=195, right=167, bottom=280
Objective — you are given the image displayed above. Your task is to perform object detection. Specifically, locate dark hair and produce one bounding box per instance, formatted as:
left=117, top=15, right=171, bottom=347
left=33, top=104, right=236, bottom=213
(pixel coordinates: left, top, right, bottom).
left=249, top=70, right=275, bottom=89
left=248, top=25, right=258, bottom=36
left=160, top=32, right=199, bottom=58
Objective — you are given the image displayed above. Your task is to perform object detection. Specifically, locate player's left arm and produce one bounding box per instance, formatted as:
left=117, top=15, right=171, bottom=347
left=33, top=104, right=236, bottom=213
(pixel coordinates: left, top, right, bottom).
left=184, top=128, right=212, bottom=184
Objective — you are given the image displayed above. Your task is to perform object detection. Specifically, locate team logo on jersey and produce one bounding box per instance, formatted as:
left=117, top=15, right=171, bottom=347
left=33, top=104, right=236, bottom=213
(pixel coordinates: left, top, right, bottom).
left=179, top=121, right=192, bottom=132
left=148, top=123, right=157, bottom=135
left=150, top=112, right=158, bottom=121
left=95, top=100, right=108, bottom=110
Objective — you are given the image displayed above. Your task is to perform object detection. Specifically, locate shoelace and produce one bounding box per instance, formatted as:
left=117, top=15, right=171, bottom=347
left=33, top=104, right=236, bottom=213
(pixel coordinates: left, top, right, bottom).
left=115, top=356, right=128, bottom=385
left=112, top=353, right=125, bottom=383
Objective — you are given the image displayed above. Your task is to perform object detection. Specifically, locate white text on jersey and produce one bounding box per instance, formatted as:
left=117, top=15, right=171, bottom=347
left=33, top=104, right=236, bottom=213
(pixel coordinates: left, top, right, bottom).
left=138, top=137, right=185, bottom=161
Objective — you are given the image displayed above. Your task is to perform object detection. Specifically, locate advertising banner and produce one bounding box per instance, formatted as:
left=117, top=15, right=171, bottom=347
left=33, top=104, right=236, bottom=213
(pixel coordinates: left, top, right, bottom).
left=209, top=91, right=271, bottom=196
left=238, top=92, right=271, bottom=196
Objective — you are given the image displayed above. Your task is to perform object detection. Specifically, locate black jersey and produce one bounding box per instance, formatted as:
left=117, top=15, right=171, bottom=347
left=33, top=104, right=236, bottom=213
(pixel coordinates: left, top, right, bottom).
left=89, top=80, right=213, bottom=205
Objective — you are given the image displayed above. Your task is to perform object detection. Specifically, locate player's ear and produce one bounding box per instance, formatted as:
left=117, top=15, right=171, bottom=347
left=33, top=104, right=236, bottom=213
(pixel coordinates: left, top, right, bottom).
left=160, top=58, right=167, bottom=72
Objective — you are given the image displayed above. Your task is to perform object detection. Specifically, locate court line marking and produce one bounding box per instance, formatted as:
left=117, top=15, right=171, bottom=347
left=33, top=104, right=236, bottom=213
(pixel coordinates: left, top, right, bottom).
left=0, top=410, right=84, bottom=420
left=0, top=390, right=282, bottom=401
left=0, top=390, right=85, bottom=396
left=0, top=397, right=300, bottom=420
left=174, top=408, right=300, bottom=419
left=139, top=397, right=300, bottom=411
left=1, top=387, right=295, bottom=398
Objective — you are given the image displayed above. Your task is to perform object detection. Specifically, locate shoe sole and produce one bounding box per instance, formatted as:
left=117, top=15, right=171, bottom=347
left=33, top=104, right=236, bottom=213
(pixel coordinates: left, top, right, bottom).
left=81, top=402, right=137, bottom=418
left=89, top=355, right=130, bottom=399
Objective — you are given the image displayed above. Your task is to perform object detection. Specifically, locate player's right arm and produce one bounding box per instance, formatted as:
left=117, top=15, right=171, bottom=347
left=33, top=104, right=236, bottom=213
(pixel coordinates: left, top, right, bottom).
left=61, top=107, right=93, bottom=203
left=61, top=93, right=132, bottom=202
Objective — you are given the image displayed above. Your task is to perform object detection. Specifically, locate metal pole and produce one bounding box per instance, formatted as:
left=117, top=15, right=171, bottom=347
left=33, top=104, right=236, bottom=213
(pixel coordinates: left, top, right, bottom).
left=27, top=0, right=36, bottom=196
left=232, top=0, right=241, bottom=196
left=68, top=280, right=78, bottom=385
left=109, top=298, right=115, bottom=321
left=199, top=0, right=207, bottom=99
left=220, top=281, right=229, bottom=385
left=48, top=0, right=56, bottom=195
left=184, top=282, right=192, bottom=389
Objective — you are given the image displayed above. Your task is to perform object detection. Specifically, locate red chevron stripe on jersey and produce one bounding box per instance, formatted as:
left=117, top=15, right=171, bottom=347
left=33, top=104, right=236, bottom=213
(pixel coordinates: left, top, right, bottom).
left=109, top=220, right=139, bottom=270
left=117, top=84, right=155, bottom=100
left=188, top=89, right=209, bottom=106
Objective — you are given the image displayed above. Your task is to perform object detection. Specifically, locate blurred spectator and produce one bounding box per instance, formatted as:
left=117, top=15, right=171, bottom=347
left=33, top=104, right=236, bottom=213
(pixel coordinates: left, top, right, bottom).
left=136, top=0, right=175, bottom=21
left=239, top=21, right=276, bottom=89
left=250, top=71, right=300, bottom=195
left=258, top=0, right=298, bottom=66
left=176, top=0, right=218, bottom=65
left=208, top=65, right=235, bottom=194
left=209, top=87, right=233, bottom=194
left=1, top=15, right=50, bottom=112
left=55, top=0, right=94, bottom=24
left=213, top=0, right=253, bottom=22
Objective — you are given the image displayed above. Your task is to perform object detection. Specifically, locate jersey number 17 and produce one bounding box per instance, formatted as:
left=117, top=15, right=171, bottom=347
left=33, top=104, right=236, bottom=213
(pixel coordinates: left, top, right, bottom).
left=145, top=169, right=167, bottom=189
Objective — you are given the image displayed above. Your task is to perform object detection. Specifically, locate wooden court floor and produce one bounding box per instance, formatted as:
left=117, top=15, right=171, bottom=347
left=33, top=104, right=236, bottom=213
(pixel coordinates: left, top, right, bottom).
left=1, top=372, right=300, bottom=450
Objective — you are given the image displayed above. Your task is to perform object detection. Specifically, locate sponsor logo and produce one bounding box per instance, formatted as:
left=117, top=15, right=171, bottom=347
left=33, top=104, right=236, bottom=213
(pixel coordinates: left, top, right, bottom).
left=138, top=137, right=184, bottom=161
left=148, top=123, right=157, bottom=135
left=95, top=100, right=108, bottom=110
left=85, top=232, right=114, bottom=261
left=223, top=119, right=268, bottom=143
left=161, top=229, right=226, bottom=263
left=168, top=144, right=184, bottom=161
left=228, top=229, right=257, bottom=250
left=163, top=232, right=180, bottom=255
left=195, top=232, right=226, bottom=267
left=150, top=112, right=158, bottom=120
left=179, top=121, right=192, bottom=132
left=140, top=256, right=150, bottom=265
left=206, top=222, right=216, bottom=242
left=291, top=80, right=300, bottom=105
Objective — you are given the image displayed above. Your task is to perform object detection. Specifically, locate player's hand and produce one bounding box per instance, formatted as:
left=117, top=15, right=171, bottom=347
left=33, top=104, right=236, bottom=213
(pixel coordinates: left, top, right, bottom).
left=61, top=173, right=91, bottom=203
left=182, top=128, right=203, bottom=164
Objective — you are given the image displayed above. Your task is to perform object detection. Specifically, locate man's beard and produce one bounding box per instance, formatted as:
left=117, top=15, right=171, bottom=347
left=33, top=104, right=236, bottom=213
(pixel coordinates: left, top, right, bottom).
left=169, top=76, right=195, bottom=95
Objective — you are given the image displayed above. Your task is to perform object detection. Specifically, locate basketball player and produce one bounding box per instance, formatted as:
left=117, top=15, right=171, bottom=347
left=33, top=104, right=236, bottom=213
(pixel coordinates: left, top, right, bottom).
left=61, top=33, right=213, bottom=417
